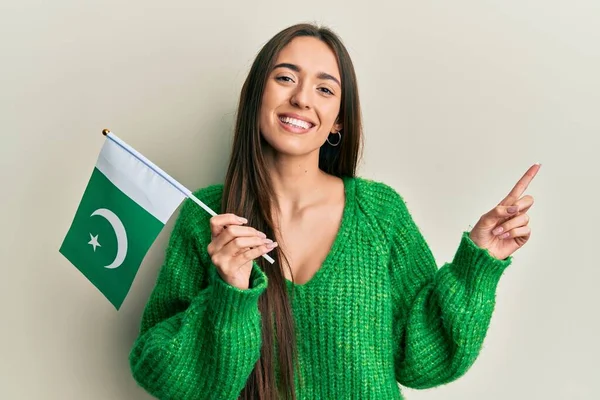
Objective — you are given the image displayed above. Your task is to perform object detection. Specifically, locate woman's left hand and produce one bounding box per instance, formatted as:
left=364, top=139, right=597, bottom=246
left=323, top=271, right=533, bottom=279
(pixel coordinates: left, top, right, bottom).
left=469, top=163, right=541, bottom=260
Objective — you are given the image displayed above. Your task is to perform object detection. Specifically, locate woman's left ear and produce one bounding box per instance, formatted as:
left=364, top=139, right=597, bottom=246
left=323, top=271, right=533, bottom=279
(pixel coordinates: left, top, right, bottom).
left=331, top=119, right=343, bottom=134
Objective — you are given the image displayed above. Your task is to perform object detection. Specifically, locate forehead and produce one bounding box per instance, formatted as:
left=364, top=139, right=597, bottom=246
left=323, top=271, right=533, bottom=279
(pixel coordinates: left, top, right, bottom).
left=275, top=36, right=340, bottom=79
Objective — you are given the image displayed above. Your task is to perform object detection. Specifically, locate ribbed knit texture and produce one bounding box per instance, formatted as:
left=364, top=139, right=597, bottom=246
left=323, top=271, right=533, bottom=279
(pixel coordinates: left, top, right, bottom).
left=129, top=176, right=513, bottom=399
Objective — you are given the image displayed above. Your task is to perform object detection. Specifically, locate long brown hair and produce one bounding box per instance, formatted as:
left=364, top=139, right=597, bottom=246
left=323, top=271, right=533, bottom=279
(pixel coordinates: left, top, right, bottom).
left=221, top=23, right=363, bottom=399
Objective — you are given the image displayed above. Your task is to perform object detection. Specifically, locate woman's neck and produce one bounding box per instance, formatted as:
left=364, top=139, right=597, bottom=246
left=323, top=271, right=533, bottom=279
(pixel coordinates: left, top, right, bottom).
left=264, top=149, right=332, bottom=213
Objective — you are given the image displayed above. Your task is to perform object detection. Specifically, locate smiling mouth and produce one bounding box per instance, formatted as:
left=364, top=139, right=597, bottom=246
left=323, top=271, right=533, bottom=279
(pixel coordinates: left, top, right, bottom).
left=278, top=116, right=315, bottom=130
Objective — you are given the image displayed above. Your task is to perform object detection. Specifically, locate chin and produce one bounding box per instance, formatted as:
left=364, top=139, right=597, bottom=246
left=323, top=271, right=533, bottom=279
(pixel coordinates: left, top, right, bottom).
left=261, top=133, right=321, bottom=158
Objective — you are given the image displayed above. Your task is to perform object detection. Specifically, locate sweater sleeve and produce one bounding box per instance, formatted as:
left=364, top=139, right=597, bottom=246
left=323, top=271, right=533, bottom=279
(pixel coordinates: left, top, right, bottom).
left=387, top=187, right=513, bottom=389
left=129, top=194, right=268, bottom=399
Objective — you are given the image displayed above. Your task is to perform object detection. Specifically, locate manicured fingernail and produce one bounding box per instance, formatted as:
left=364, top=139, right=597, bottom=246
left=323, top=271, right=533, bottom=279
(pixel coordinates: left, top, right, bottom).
left=266, top=242, right=278, bottom=249
left=263, top=238, right=273, bottom=244
left=237, top=217, right=248, bottom=223
left=508, top=206, right=518, bottom=213
left=493, top=227, right=504, bottom=235
left=258, top=232, right=267, bottom=238
left=500, top=232, right=510, bottom=239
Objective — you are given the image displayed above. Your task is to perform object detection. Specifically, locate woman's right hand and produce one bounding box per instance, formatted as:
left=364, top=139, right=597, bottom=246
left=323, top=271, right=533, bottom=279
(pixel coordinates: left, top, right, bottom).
left=206, top=214, right=278, bottom=290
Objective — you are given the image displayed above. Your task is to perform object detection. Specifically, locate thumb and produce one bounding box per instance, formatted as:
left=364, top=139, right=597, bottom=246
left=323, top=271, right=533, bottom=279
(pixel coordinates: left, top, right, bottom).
left=506, top=205, right=519, bottom=214
left=495, top=205, right=519, bottom=218
left=485, top=204, right=519, bottom=222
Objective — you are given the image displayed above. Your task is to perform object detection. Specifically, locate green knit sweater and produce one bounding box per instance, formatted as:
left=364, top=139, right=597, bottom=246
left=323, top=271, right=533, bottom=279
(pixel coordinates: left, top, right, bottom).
left=129, top=176, right=513, bottom=399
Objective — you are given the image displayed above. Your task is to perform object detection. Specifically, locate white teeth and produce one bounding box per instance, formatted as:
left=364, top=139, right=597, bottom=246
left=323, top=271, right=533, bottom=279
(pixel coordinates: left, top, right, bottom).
left=280, top=116, right=311, bottom=129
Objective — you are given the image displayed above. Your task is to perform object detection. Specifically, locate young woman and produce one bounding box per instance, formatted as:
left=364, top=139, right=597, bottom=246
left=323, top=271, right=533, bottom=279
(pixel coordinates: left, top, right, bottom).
left=129, top=23, right=539, bottom=400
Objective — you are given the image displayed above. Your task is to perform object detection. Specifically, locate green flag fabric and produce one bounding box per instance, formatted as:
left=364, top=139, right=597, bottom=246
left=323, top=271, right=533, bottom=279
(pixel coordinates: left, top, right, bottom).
left=59, top=135, right=186, bottom=309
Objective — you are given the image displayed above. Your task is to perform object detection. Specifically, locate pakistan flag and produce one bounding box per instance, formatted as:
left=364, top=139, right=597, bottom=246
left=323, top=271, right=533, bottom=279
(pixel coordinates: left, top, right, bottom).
left=60, top=133, right=186, bottom=309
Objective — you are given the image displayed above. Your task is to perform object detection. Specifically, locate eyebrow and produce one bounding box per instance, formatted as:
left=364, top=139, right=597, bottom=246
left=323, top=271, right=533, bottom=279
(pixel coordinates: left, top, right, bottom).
left=272, top=63, right=341, bottom=88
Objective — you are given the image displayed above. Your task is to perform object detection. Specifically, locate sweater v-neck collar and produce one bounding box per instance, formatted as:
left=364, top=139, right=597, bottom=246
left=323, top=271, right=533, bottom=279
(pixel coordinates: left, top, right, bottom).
left=285, top=175, right=356, bottom=290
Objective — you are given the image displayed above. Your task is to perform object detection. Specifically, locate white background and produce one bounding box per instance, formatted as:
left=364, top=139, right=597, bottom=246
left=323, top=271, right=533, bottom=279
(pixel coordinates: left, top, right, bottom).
left=1, top=0, right=598, bottom=398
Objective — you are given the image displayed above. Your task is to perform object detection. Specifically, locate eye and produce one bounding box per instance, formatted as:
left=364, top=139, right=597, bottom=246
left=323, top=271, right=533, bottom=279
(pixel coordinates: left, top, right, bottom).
left=318, top=87, right=334, bottom=95
left=276, top=76, right=294, bottom=83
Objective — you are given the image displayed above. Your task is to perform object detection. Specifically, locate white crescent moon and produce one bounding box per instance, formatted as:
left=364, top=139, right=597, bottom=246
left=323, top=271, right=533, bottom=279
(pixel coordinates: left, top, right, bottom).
left=91, top=208, right=128, bottom=269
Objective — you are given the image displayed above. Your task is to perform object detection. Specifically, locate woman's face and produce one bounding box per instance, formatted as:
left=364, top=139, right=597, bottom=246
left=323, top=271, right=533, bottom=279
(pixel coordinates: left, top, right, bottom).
left=259, top=36, right=343, bottom=157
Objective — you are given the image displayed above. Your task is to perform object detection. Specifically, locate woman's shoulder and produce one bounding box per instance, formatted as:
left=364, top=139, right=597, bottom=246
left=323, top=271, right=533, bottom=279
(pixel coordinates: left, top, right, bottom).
left=173, top=183, right=225, bottom=234
left=350, top=176, right=418, bottom=240
left=190, top=183, right=225, bottom=210
left=351, top=176, right=408, bottom=213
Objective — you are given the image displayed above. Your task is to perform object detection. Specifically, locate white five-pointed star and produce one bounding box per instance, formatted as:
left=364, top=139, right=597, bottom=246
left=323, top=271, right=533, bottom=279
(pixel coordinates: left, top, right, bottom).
left=88, top=233, right=101, bottom=251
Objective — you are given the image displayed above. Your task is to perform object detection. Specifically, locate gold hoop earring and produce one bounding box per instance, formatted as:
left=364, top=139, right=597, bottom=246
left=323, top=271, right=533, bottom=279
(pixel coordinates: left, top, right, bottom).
left=327, top=131, right=342, bottom=147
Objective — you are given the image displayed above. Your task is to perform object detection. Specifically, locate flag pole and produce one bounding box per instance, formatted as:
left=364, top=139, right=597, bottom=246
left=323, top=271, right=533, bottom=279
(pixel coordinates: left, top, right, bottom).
left=101, top=129, right=275, bottom=264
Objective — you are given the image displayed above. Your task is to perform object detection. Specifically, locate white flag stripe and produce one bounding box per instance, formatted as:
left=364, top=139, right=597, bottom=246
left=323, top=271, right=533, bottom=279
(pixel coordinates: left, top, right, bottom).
left=96, top=139, right=186, bottom=224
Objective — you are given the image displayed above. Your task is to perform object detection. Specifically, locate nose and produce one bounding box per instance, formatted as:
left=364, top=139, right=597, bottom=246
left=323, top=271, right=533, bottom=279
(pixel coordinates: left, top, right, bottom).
left=290, top=82, right=312, bottom=109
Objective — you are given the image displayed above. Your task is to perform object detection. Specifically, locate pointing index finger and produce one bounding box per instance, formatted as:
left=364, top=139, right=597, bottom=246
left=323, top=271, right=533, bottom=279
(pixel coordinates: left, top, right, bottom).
left=500, top=163, right=541, bottom=205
